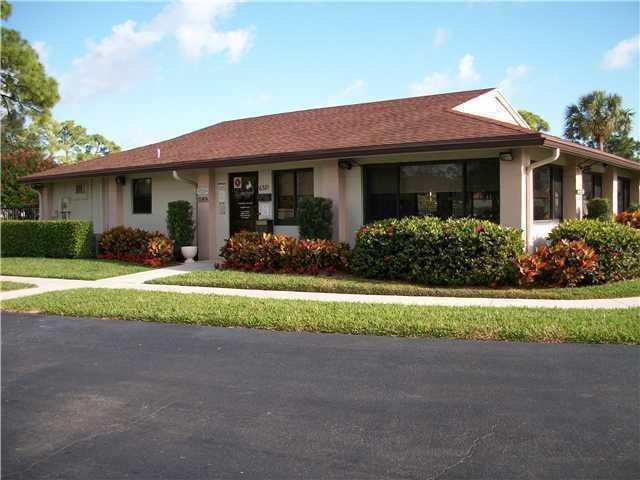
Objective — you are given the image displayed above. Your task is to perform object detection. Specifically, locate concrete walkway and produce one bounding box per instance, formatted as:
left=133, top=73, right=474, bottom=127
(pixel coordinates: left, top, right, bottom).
left=1, top=262, right=639, bottom=309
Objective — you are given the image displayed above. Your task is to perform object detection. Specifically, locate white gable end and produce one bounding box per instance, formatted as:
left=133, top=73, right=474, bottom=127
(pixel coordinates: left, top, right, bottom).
left=452, top=89, right=530, bottom=129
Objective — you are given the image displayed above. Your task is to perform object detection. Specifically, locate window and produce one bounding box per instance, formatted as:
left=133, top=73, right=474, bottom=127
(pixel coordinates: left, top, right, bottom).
left=618, top=177, right=631, bottom=213
left=533, top=165, right=563, bottom=221
left=582, top=172, right=603, bottom=199
left=75, top=183, right=87, bottom=195
left=274, top=169, right=313, bottom=224
left=132, top=178, right=152, bottom=214
left=363, top=159, right=500, bottom=223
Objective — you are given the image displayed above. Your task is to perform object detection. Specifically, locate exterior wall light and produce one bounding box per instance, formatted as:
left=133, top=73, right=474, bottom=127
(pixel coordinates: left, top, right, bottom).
left=498, top=152, right=513, bottom=162
left=338, top=159, right=353, bottom=170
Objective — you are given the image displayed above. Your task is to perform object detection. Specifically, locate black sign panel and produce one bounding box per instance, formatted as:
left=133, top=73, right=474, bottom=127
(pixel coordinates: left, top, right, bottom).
left=229, top=172, right=259, bottom=235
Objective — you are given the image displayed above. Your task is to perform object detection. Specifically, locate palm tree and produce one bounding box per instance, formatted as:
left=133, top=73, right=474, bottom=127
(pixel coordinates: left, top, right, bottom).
left=564, top=91, right=633, bottom=151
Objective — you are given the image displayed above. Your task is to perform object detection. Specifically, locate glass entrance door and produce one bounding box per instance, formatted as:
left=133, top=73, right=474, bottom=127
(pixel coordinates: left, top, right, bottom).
left=229, top=172, right=259, bottom=235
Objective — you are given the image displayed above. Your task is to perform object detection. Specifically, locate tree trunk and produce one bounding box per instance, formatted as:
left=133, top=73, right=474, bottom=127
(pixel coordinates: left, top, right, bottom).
left=597, top=137, right=604, bottom=151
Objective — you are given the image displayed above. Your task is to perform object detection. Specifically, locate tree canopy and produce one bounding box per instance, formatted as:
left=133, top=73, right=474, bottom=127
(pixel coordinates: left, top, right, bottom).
left=0, top=0, right=121, bottom=209
left=1, top=19, right=59, bottom=128
left=23, top=118, right=120, bottom=164
left=518, top=110, right=550, bottom=132
left=564, top=90, right=633, bottom=151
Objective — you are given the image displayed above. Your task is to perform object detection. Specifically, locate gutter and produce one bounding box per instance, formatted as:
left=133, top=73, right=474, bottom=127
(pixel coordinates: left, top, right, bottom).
left=172, top=171, right=198, bottom=248
left=524, top=147, right=560, bottom=251
left=20, top=134, right=544, bottom=183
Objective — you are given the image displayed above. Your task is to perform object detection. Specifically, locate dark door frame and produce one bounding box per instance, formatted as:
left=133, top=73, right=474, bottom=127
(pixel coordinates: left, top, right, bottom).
left=229, top=171, right=259, bottom=236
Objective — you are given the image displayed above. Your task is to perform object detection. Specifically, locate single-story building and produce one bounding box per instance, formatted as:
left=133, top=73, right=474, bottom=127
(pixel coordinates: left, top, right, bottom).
left=21, top=88, right=640, bottom=259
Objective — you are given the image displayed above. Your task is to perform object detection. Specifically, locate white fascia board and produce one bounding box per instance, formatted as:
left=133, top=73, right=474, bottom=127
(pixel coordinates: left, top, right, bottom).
left=452, top=88, right=531, bottom=129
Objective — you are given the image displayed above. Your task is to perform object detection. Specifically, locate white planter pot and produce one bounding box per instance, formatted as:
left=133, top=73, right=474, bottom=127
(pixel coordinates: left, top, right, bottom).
left=181, top=246, right=198, bottom=263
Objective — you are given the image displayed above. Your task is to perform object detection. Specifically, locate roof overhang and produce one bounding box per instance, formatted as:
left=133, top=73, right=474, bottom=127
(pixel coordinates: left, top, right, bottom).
left=20, top=132, right=639, bottom=184
left=20, top=133, right=543, bottom=183
left=541, top=136, right=640, bottom=172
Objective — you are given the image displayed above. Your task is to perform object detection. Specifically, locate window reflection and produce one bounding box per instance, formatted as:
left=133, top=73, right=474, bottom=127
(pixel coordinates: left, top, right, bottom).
left=364, top=159, right=499, bottom=223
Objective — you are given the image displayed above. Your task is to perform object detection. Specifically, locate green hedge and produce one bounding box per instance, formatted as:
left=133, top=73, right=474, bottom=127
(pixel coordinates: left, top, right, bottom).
left=351, top=217, right=524, bottom=286
left=548, top=219, right=640, bottom=282
left=1, top=220, right=94, bottom=258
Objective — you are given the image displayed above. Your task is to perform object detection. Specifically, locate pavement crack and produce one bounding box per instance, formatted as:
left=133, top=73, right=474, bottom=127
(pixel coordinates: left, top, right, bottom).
left=5, top=400, right=176, bottom=479
left=425, top=422, right=499, bottom=480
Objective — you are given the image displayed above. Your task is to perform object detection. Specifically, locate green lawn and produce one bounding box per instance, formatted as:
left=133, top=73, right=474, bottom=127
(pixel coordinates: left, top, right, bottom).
left=0, top=281, right=35, bottom=291
left=149, top=269, right=640, bottom=300
left=3, top=288, right=639, bottom=344
left=0, top=257, right=149, bottom=280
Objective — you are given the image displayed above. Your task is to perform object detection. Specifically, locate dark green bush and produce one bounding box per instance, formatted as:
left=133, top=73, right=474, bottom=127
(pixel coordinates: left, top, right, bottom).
left=350, top=217, right=524, bottom=286
left=586, top=197, right=611, bottom=220
left=167, top=201, right=195, bottom=256
left=297, top=197, right=333, bottom=240
left=0, top=220, right=94, bottom=258
left=548, top=219, right=640, bottom=282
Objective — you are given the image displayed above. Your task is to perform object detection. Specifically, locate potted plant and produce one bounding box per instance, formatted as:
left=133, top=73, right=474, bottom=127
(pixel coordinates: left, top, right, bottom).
left=167, top=200, right=197, bottom=263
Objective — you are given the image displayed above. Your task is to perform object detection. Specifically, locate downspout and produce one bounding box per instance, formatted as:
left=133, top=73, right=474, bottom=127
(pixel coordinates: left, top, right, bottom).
left=525, top=147, right=560, bottom=251
left=172, top=171, right=198, bottom=247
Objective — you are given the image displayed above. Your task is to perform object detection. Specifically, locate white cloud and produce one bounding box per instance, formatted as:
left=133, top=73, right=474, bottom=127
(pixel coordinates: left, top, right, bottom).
left=341, top=79, right=364, bottom=97
left=498, top=64, right=529, bottom=92
left=328, top=79, right=365, bottom=105
left=458, top=53, right=479, bottom=81
left=410, top=72, right=450, bottom=96
left=32, top=41, right=50, bottom=67
left=602, top=35, right=640, bottom=69
left=60, top=0, right=253, bottom=103
left=433, top=27, right=448, bottom=48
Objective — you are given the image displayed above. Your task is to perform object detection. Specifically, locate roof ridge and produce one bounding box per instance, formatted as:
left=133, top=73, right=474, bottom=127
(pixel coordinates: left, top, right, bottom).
left=216, top=87, right=496, bottom=126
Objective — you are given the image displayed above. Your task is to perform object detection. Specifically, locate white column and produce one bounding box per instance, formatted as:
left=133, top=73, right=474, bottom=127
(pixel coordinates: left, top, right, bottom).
left=630, top=173, right=640, bottom=208
left=563, top=158, right=582, bottom=220
left=499, top=148, right=528, bottom=238
left=316, top=159, right=344, bottom=242
left=603, top=166, right=618, bottom=214
left=195, top=170, right=211, bottom=259
left=207, top=168, right=217, bottom=261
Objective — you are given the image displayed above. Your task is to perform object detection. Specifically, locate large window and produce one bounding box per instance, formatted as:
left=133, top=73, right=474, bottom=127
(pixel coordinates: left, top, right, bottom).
left=132, top=178, right=152, bottom=214
left=274, top=169, right=314, bottom=224
left=364, top=159, right=500, bottom=223
left=618, top=177, right=631, bottom=213
left=582, top=172, right=603, bottom=199
left=533, top=165, right=563, bottom=221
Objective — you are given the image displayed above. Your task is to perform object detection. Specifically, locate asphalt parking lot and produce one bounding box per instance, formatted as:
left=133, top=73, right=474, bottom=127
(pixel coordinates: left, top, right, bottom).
left=2, top=312, right=639, bottom=479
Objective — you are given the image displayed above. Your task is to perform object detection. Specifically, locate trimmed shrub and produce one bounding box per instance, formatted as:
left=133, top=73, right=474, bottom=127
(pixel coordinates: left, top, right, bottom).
left=0, top=220, right=94, bottom=258
left=298, top=197, right=333, bottom=240
left=517, top=240, right=599, bottom=287
left=350, top=217, right=524, bottom=286
left=167, top=201, right=195, bottom=257
left=548, top=219, right=640, bottom=282
left=586, top=197, right=611, bottom=220
left=98, top=226, right=173, bottom=267
left=615, top=209, right=640, bottom=229
left=220, top=231, right=349, bottom=275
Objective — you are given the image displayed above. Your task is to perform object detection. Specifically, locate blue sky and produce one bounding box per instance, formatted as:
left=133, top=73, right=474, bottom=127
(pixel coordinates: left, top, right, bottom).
left=7, top=1, right=640, bottom=149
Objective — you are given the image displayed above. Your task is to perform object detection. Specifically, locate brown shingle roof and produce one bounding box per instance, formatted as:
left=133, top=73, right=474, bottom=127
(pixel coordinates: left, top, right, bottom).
left=20, top=88, right=639, bottom=181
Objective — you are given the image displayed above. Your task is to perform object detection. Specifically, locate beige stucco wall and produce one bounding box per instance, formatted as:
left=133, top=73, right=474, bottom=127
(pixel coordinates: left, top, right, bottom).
left=122, top=170, right=201, bottom=234
left=49, top=177, right=104, bottom=232
left=39, top=146, right=639, bottom=261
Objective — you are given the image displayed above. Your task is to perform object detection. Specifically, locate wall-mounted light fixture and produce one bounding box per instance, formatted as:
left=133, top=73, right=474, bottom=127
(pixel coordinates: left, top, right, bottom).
left=498, top=151, right=513, bottom=162
left=115, top=175, right=126, bottom=186
left=338, top=158, right=353, bottom=170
